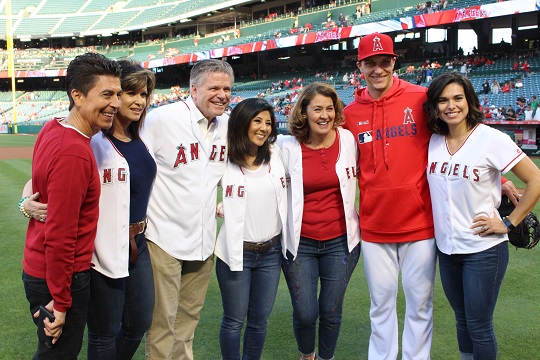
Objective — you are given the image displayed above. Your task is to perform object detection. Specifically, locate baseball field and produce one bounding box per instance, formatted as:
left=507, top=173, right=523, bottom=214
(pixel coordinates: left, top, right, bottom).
left=1, top=133, right=539, bottom=359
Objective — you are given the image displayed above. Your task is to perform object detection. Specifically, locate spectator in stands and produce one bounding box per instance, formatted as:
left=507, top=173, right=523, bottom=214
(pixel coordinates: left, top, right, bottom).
left=512, top=60, right=520, bottom=72
left=20, top=53, right=122, bottom=360
left=505, top=105, right=517, bottom=120
left=524, top=104, right=534, bottom=120
left=491, top=80, right=501, bottom=94
left=426, top=67, right=433, bottom=82
left=516, top=95, right=526, bottom=107
left=531, top=95, right=539, bottom=119
left=501, top=82, right=510, bottom=93
left=516, top=103, right=526, bottom=120
left=509, top=80, right=515, bottom=89
left=482, top=80, right=490, bottom=94
left=460, top=63, right=468, bottom=77
left=522, top=60, right=530, bottom=77
left=491, top=105, right=501, bottom=119
left=514, top=78, right=523, bottom=89
left=356, top=6, right=362, bottom=19
left=482, top=96, right=489, bottom=108
left=484, top=105, right=493, bottom=120
left=421, top=66, right=427, bottom=83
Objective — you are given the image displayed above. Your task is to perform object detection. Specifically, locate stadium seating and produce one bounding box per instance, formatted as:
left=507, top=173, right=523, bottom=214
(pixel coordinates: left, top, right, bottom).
left=38, top=0, right=82, bottom=15
left=4, top=61, right=536, bottom=125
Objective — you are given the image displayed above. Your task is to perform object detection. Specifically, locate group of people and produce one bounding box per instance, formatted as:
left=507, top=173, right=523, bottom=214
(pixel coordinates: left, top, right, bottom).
left=20, top=32, right=540, bottom=360
left=481, top=93, right=540, bottom=121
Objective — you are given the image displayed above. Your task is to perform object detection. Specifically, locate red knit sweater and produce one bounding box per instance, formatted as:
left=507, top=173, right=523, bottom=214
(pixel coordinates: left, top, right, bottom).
left=23, top=119, right=100, bottom=312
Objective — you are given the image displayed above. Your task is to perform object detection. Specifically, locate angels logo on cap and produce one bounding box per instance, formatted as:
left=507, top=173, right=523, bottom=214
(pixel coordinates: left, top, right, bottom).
left=358, top=33, right=398, bottom=61
left=372, top=36, right=384, bottom=52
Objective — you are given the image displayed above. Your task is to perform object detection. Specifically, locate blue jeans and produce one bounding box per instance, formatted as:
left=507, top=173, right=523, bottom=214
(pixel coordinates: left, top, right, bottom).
left=216, top=242, right=282, bottom=360
left=438, top=242, right=508, bottom=360
left=22, top=270, right=91, bottom=360
left=282, top=235, right=360, bottom=360
left=87, top=234, right=154, bottom=360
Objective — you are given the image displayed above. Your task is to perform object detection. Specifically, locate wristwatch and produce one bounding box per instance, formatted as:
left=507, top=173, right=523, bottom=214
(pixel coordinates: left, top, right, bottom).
left=502, top=217, right=515, bottom=232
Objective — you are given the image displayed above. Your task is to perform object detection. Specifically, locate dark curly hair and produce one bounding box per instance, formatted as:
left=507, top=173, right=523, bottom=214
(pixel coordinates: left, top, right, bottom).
left=423, top=71, right=484, bottom=135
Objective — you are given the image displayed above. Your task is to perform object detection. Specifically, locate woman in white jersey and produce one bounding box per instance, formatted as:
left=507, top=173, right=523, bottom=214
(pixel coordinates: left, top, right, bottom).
left=424, top=71, right=540, bottom=360
left=214, top=98, right=288, bottom=360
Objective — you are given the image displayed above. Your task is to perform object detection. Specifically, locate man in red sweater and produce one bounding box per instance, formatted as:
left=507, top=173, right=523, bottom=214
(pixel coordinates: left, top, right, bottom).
left=343, top=33, right=436, bottom=360
left=22, top=53, right=121, bottom=359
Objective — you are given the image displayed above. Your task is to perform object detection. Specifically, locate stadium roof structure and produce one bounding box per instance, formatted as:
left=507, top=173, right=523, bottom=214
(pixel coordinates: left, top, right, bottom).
left=0, top=0, right=251, bottom=38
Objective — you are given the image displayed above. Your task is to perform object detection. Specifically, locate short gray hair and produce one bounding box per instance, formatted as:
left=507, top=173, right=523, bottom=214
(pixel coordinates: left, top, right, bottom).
left=189, top=59, right=235, bottom=87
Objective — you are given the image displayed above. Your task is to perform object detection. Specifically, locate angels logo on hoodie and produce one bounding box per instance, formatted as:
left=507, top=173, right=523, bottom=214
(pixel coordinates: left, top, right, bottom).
left=403, top=107, right=415, bottom=124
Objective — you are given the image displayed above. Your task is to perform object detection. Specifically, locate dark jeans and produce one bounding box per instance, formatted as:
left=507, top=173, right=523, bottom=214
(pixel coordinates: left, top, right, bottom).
left=87, top=234, right=154, bottom=360
left=282, top=235, right=360, bottom=360
left=216, top=242, right=282, bottom=360
left=23, top=270, right=91, bottom=360
left=438, top=242, right=508, bottom=360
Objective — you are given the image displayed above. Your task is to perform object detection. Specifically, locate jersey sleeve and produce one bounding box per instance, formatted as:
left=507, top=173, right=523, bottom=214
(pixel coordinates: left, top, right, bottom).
left=485, top=128, right=526, bottom=174
left=141, top=109, right=163, bottom=153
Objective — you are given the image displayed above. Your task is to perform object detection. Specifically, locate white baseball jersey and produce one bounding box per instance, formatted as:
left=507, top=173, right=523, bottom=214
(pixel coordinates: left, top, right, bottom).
left=142, top=97, right=228, bottom=260
left=278, top=127, right=361, bottom=258
left=214, top=144, right=288, bottom=271
left=90, top=133, right=154, bottom=278
left=427, top=124, right=525, bottom=255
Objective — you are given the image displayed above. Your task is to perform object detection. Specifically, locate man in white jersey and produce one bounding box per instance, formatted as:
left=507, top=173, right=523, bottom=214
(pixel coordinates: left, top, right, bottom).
left=142, top=59, right=234, bottom=360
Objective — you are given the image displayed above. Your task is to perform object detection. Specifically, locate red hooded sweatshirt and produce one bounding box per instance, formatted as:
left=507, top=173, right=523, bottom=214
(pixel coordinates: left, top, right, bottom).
left=343, top=77, right=434, bottom=243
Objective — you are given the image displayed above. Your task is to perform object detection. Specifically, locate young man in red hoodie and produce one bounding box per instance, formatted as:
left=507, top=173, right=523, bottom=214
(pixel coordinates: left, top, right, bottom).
left=21, top=53, right=122, bottom=359
left=343, top=33, right=436, bottom=360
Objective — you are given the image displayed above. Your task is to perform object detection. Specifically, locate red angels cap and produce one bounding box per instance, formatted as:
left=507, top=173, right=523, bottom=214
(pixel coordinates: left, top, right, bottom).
left=358, top=33, right=398, bottom=61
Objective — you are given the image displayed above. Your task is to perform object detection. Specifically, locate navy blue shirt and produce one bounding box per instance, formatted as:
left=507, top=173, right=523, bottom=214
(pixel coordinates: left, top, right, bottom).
left=109, top=135, right=156, bottom=223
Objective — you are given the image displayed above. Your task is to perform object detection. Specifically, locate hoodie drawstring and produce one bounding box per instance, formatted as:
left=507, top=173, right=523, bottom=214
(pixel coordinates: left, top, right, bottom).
left=381, top=99, right=389, bottom=171
left=371, top=100, right=390, bottom=173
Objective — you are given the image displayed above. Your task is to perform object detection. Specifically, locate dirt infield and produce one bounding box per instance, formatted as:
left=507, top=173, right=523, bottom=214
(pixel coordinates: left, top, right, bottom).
left=0, top=146, right=34, bottom=160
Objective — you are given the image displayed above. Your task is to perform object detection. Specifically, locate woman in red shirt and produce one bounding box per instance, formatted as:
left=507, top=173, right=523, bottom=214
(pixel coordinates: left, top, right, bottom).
left=280, top=83, right=361, bottom=360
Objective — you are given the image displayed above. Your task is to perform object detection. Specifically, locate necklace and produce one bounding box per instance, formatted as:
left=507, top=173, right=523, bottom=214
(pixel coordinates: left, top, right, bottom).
left=114, top=133, right=132, bottom=142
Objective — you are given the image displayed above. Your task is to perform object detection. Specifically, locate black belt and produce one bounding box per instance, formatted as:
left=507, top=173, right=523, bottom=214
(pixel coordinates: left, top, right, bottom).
left=243, top=234, right=281, bottom=254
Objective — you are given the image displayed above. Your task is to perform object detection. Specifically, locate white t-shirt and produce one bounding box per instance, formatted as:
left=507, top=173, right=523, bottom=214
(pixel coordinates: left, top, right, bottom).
left=427, top=124, right=525, bottom=254
left=242, top=163, right=281, bottom=243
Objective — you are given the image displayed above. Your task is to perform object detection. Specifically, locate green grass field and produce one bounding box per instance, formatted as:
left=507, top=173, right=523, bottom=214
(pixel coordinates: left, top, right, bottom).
left=1, top=134, right=539, bottom=359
